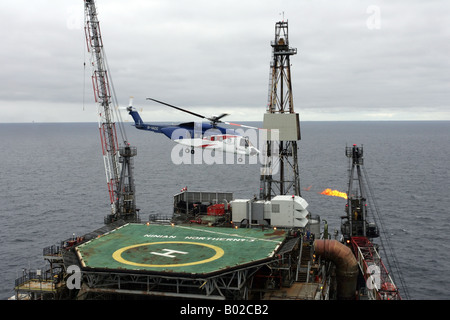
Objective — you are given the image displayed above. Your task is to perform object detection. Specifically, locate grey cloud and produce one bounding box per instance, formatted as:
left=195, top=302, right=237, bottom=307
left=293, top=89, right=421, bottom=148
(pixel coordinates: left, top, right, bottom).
left=0, top=0, right=449, bottom=122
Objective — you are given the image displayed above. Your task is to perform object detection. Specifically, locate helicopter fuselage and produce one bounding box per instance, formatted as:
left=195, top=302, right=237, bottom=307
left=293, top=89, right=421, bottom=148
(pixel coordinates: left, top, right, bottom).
left=128, top=109, right=259, bottom=156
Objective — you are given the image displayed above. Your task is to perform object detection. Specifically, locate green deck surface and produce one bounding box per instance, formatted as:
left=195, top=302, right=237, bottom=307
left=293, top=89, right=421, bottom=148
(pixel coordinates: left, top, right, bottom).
left=76, top=223, right=287, bottom=275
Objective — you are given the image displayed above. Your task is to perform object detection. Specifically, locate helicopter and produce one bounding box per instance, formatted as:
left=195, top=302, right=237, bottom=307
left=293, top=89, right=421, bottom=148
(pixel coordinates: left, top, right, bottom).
left=125, top=97, right=260, bottom=157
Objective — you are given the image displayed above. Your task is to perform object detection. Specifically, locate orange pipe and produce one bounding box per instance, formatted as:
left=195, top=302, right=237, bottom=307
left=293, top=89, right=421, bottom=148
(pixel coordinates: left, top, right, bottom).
left=314, top=239, right=359, bottom=300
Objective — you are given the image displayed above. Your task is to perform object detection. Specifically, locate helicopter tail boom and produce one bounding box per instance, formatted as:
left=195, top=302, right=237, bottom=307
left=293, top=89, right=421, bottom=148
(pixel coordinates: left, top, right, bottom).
left=127, top=107, right=163, bottom=133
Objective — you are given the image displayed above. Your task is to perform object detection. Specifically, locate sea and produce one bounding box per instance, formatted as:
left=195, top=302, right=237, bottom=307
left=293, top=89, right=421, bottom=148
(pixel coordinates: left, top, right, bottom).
left=0, top=121, right=449, bottom=300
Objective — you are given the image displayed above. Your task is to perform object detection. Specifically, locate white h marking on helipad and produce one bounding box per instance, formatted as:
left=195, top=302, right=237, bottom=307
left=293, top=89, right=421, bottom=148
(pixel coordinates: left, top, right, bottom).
left=150, top=249, right=189, bottom=258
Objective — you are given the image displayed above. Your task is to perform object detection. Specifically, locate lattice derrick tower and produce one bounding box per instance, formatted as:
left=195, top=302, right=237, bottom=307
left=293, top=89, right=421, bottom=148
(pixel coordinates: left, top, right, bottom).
left=260, top=21, right=301, bottom=200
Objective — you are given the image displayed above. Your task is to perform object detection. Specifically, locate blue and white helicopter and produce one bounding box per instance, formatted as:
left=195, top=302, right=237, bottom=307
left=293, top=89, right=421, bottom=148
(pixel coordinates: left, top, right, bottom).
left=125, top=97, right=260, bottom=157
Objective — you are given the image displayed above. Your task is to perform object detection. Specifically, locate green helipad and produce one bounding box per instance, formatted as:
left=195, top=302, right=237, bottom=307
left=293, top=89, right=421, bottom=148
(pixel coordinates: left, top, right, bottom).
left=76, top=223, right=287, bottom=275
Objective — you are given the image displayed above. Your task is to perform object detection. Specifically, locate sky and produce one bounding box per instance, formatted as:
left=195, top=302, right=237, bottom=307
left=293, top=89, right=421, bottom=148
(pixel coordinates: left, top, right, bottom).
left=0, top=0, right=449, bottom=123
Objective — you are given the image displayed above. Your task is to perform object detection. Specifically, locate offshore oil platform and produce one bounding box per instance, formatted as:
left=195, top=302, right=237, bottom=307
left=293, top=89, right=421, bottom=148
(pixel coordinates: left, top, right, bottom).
left=12, top=0, right=407, bottom=300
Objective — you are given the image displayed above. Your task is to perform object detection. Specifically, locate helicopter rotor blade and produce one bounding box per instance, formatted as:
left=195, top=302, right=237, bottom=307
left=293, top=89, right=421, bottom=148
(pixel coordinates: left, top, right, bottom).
left=146, top=97, right=259, bottom=129
left=146, top=98, right=206, bottom=120
left=222, top=121, right=261, bottom=130
left=208, top=113, right=229, bottom=123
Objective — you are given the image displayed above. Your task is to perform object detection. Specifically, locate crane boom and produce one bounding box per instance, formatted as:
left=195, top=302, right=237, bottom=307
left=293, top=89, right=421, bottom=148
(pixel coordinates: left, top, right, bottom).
left=84, top=0, right=139, bottom=223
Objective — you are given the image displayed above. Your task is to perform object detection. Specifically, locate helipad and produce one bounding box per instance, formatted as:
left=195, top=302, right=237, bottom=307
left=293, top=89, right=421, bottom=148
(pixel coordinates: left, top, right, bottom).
left=76, top=223, right=287, bottom=276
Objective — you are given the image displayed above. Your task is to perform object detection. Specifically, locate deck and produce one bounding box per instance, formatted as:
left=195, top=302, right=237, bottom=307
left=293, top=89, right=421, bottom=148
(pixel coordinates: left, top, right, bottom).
left=76, top=223, right=287, bottom=276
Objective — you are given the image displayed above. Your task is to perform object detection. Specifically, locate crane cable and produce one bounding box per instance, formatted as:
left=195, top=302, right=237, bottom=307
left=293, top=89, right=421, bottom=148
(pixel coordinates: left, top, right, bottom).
left=362, top=165, right=410, bottom=299
left=82, top=3, right=128, bottom=146
left=102, top=49, right=128, bottom=145
left=83, top=10, right=87, bottom=112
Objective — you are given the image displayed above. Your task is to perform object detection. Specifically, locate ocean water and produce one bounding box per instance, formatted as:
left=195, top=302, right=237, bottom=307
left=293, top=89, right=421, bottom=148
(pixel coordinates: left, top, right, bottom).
left=0, top=121, right=449, bottom=300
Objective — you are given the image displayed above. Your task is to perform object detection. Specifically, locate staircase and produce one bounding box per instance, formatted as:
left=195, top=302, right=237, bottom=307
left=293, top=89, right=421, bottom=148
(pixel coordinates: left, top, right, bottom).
left=297, top=243, right=312, bottom=283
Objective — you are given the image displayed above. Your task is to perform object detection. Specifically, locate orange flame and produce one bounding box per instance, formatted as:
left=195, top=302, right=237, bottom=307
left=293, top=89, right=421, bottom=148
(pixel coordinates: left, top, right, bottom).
left=320, top=188, right=348, bottom=199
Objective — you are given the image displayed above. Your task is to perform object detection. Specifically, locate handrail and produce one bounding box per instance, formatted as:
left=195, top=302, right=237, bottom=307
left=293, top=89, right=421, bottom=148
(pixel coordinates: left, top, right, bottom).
left=352, top=237, right=400, bottom=300
left=15, top=269, right=58, bottom=290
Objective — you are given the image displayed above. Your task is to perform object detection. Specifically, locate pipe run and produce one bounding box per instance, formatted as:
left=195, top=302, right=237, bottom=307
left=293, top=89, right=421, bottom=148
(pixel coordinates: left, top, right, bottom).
left=314, top=239, right=359, bottom=300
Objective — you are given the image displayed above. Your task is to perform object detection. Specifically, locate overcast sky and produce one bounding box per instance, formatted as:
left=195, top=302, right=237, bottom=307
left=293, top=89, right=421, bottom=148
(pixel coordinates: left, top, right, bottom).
left=1, top=0, right=449, bottom=123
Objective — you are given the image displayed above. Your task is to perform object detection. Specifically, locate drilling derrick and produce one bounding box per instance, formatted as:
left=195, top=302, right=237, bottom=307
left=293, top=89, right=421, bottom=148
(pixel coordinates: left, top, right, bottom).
left=84, top=0, right=139, bottom=224
left=341, top=144, right=379, bottom=241
left=341, top=145, right=403, bottom=300
left=260, top=21, right=301, bottom=200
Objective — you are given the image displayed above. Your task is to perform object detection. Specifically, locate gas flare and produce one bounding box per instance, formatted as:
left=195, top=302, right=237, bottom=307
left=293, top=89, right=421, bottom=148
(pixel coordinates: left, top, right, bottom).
left=320, top=188, right=348, bottom=199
